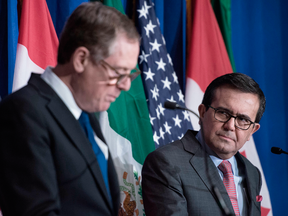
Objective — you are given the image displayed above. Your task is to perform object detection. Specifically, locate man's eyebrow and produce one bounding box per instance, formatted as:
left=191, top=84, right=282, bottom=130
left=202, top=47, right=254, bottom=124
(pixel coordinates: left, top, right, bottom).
left=236, top=113, right=252, bottom=121
left=216, top=106, right=233, bottom=113
left=113, top=66, right=132, bottom=74
left=216, top=106, right=252, bottom=120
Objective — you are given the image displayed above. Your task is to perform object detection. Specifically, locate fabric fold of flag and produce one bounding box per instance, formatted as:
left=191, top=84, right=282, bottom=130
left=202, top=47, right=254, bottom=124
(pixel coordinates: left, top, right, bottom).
left=136, top=0, right=192, bottom=148
left=12, top=0, right=58, bottom=92
left=99, top=0, right=155, bottom=215
left=185, top=0, right=233, bottom=130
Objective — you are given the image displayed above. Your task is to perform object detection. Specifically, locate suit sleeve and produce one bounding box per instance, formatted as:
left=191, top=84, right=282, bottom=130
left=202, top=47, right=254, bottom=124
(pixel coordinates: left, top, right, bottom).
left=0, top=98, right=60, bottom=216
left=142, top=149, right=188, bottom=216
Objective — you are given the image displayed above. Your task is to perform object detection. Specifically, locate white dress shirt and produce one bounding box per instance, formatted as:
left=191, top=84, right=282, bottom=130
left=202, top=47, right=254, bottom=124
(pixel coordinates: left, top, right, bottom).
left=41, top=67, right=108, bottom=159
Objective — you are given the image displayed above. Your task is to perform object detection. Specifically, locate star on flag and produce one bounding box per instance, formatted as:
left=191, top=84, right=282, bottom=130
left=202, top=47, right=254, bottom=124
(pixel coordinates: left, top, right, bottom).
left=136, top=0, right=192, bottom=147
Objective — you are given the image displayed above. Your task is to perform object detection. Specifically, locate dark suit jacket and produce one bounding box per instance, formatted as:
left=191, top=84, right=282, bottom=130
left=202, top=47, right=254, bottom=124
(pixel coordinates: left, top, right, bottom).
left=142, top=130, right=262, bottom=216
left=0, top=74, right=120, bottom=216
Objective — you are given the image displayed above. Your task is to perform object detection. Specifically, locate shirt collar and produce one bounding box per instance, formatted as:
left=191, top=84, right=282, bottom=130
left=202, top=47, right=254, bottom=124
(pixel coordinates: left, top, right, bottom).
left=41, top=66, right=82, bottom=119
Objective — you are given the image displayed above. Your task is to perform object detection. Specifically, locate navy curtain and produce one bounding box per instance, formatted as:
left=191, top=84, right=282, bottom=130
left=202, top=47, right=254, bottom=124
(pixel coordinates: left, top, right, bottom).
left=231, top=0, right=288, bottom=215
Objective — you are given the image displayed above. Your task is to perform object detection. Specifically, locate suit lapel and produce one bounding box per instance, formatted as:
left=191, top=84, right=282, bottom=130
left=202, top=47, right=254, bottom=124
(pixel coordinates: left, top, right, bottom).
left=182, top=131, right=235, bottom=214
left=88, top=113, right=106, bottom=143
left=28, top=74, right=113, bottom=212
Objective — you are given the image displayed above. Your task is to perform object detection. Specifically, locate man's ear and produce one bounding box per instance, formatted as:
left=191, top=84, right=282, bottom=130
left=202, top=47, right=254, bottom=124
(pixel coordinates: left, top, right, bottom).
left=72, top=47, right=90, bottom=73
left=198, top=104, right=207, bottom=118
left=198, top=104, right=206, bottom=125
left=247, top=123, right=260, bottom=141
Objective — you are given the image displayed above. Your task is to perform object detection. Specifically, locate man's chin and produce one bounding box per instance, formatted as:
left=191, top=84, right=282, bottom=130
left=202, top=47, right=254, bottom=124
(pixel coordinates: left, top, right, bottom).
left=81, top=103, right=110, bottom=113
left=211, top=143, right=237, bottom=159
left=98, top=102, right=112, bottom=112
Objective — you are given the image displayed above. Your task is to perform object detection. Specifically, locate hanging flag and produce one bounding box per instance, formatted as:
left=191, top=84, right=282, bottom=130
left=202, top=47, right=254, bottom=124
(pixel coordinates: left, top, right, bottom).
left=186, top=0, right=272, bottom=215
left=12, top=0, right=58, bottom=92
left=99, top=1, right=155, bottom=215
left=185, top=0, right=232, bottom=131
left=7, top=0, right=18, bottom=94
left=136, top=0, right=192, bottom=149
left=211, top=0, right=236, bottom=72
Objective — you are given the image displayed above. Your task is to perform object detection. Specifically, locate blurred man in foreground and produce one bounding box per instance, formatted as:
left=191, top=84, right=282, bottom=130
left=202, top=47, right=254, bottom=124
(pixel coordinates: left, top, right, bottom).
left=0, top=2, right=140, bottom=215
left=142, top=73, right=265, bottom=216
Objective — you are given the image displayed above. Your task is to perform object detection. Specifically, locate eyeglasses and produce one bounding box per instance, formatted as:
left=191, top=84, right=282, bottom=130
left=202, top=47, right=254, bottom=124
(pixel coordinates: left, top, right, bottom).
left=100, top=60, right=141, bottom=86
left=208, top=105, right=255, bottom=130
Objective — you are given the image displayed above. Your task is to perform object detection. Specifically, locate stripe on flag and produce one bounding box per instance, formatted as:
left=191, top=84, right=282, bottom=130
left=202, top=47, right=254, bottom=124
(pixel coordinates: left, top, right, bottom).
left=12, top=0, right=58, bottom=92
left=185, top=0, right=232, bottom=130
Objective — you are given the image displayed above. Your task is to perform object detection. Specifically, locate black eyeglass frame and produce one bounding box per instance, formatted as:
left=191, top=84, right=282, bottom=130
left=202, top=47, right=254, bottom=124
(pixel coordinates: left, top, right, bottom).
left=208, top=105, right=256, bottom=130
left=100, top=60, right=141, bottom=85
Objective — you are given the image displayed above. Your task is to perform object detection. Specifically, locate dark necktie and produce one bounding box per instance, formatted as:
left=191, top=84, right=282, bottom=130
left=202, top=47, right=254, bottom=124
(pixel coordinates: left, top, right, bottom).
left=218, top=160, right=240, bottom=216
left=78, top=112, right=111, bottom=201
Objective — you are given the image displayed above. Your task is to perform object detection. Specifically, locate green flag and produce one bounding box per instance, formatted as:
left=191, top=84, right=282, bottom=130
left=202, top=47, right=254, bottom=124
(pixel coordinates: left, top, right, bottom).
left=99, top=0, right=155, bottom=215
left=211, top=0, right=236, bottom=72
left=103, top=0, right=125, bottom=13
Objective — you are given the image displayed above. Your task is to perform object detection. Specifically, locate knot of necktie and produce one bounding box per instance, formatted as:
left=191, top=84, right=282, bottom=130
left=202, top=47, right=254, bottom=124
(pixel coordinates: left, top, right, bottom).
left=218, top=160, right=233, bottom=175
left=78, top=112, right=101, bottom=155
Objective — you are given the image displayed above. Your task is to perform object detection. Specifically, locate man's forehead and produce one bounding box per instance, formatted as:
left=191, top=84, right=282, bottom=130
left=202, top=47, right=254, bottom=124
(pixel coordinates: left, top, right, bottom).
left=212, top=86, right=260, bottom=117
left=105, top=35, right=139, bottom=70
left=213, top=85, right=258, bottom=99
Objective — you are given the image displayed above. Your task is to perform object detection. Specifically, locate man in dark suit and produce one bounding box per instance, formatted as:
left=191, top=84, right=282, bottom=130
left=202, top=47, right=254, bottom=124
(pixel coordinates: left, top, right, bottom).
left=142, top=73, right=265, bottom=216
left=0, top=2, right=140, bottom=216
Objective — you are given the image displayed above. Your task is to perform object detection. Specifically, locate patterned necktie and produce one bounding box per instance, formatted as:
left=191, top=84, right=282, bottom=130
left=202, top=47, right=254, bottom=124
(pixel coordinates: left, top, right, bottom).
left=78, top=112, right=111, bottom=201
left=218, top=160, right=240, bottom=216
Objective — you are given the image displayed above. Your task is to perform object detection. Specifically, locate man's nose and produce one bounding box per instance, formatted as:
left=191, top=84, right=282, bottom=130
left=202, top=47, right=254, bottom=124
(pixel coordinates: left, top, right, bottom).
left=117, top=78, right=131, bottom=91
left=223, top=117, right=236, bottom=131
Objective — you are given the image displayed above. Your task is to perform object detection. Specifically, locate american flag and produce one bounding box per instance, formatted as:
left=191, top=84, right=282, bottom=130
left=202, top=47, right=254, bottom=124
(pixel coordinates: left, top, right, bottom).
left=136, top=0, right=193, bottom=148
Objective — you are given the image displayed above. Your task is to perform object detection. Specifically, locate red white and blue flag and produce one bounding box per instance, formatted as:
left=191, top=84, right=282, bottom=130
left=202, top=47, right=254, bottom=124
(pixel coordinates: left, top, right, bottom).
left=136, top=0, right=192, bottom=148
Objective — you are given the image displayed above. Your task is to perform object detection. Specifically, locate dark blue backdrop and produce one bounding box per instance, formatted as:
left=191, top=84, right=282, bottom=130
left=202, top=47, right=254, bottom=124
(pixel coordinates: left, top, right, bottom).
left=231, top=1, right=288, bottom=215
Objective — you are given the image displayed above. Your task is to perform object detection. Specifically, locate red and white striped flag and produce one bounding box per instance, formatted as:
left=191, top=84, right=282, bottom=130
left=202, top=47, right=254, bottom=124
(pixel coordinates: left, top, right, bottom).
left=12, top=0, right=58, bottom=92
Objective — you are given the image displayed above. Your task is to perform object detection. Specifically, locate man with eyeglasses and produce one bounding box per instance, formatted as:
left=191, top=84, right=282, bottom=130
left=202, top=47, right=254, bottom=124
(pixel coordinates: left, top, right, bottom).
left=142, top=73, right=265, bottom=216
left=0, top=2, right=140, bottom=216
